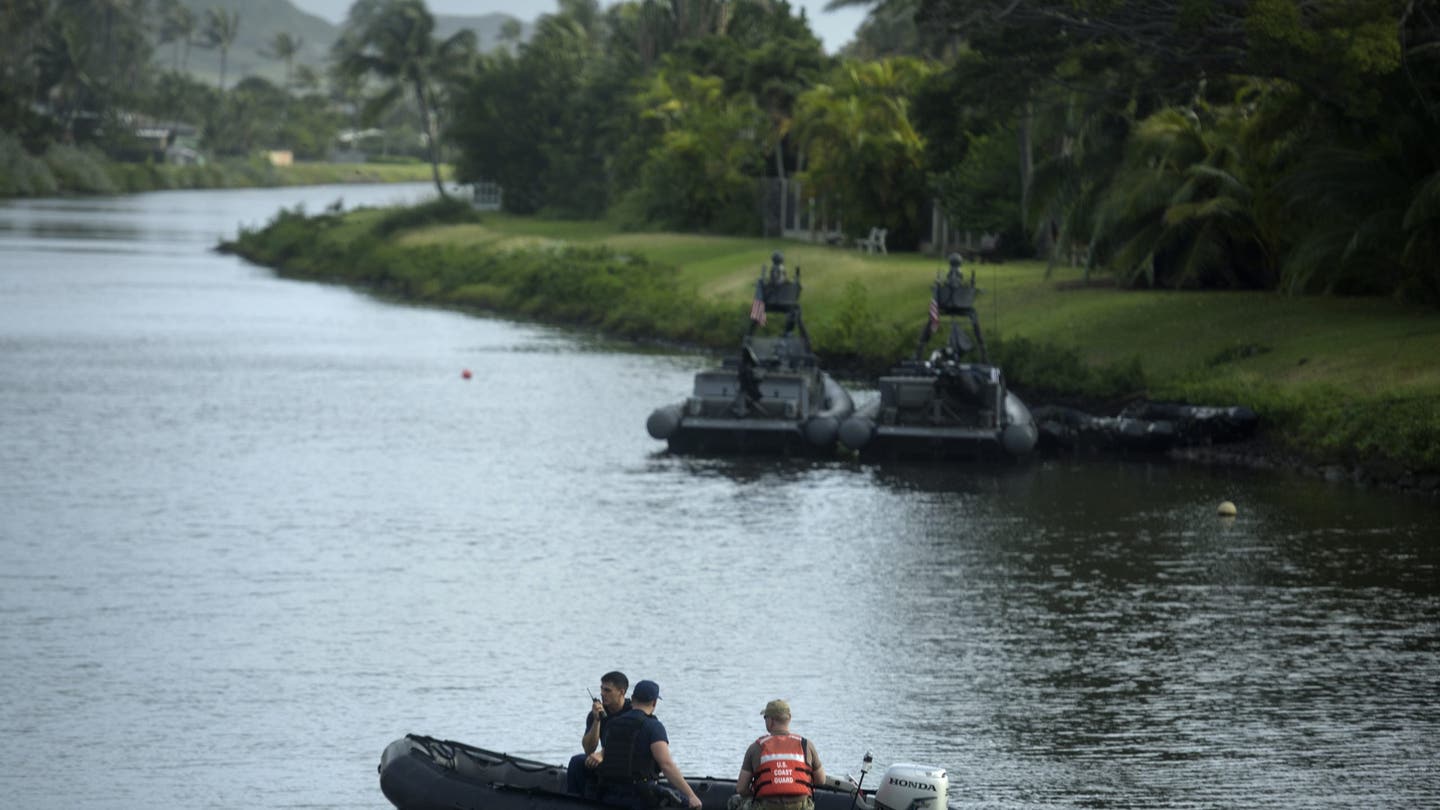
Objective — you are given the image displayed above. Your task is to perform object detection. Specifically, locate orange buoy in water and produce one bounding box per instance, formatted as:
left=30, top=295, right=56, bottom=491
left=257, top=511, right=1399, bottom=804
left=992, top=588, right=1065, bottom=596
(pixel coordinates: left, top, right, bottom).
left=461, top=369, right=472, bottom=380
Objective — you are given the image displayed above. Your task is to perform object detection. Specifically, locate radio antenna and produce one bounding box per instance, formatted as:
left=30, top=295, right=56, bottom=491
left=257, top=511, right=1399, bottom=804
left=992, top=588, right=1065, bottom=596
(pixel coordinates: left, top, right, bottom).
left=847, top=751, right=873, bottom=810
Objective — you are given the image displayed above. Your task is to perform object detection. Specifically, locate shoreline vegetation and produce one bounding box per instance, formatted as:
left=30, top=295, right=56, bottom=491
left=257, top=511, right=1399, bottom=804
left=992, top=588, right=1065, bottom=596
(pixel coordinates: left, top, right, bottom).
left=0, top=135, right=443, bottom=197
left=220, top=198, right=1440, bottom=497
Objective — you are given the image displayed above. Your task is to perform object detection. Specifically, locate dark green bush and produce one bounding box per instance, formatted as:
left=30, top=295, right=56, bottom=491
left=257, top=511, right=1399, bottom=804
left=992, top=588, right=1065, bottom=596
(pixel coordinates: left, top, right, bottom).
left=43, top=144, right=116, bottom=193
left=372, top=196, right=480, bottom=237
left=0, top=131, right=58, bottom=195
left=992, top=335, right=1147, bottom=401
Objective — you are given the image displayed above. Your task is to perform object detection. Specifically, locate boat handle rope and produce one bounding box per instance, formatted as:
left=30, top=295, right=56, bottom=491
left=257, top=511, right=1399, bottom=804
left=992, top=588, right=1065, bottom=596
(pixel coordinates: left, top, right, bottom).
left=411, top=734, right=560, bottom=774
left=497, top=756, right=558, bottom=773
left=420, top=738, right=458, bottom=769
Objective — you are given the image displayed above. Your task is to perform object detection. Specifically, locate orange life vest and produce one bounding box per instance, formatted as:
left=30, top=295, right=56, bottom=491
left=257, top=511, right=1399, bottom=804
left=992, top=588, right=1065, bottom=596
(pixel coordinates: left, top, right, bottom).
left=752, top=734, right=813, bottom=798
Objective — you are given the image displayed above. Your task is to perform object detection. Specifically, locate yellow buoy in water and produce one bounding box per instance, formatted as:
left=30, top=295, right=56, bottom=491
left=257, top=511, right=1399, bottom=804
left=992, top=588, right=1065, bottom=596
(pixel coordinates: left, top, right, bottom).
left=1217, top=500, right=1238, bottom=517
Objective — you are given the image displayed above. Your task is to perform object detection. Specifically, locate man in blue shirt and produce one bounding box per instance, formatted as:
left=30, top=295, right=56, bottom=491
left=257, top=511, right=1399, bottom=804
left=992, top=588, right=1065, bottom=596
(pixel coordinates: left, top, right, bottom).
left=567, top=671, right=632, bottom=796
left=591, top=679, right=702, bottom=810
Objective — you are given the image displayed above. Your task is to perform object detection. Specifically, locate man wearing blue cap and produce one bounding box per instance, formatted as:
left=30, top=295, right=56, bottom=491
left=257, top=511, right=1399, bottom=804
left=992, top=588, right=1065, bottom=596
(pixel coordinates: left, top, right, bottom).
left=589, top=679, right=702, bottom=810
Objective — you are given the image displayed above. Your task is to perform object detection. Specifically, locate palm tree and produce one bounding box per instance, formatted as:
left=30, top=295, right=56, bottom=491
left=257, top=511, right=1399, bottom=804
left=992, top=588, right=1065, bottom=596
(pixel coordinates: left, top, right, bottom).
left=668, top=0, right=732, bottom=40
left=1087, top=102, right=1273, bottom=290
left=202, top=7, right=240, bottom=92
left=739, top=27, right=828, bottom=235
left=37, top=12, right=99, bottom=140
left=155, top=0, right=181, bottom=68
left=793, top=58, right=932, bottom=241
left=1025, top=84, right=1136, bottom=279
left=334, top=0, right=477, bottom=198
left=497, top=18, right=523, bottom=51
left=170, top=5, right=196, bottom=71
left=823, top=0, right=923, bottom=55
left=557, top=0, right=601, bottom=35
left=1, top=0, right=54, bottom=121
left=617, top=0, right=734, bottom=67
left=293, top=64, right=322, bottom=95
left=1276, top=132, right=1440, bottom=302
left=263, top=32, right=304, bottom=92
left=628, top=68, right=767, bottom=229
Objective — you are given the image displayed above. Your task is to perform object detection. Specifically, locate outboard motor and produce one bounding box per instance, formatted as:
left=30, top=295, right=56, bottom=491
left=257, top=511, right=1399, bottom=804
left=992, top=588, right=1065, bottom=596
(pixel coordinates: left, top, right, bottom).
left=873, top=764, right=948, bottom=810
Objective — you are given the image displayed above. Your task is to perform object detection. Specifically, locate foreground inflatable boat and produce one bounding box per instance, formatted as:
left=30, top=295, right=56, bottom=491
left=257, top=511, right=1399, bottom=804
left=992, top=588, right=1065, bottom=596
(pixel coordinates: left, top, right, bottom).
left=378, top=734, right=948, bottom=810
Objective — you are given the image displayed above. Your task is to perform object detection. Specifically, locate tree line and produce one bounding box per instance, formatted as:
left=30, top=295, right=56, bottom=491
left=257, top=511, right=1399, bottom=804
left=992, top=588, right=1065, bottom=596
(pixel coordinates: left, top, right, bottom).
left=2, top=0, right=1437, bottom=305
left=0, top=0, right=440, bottom=172
left=448, top=0, right=1439, bottom=305
left=911, top=0, right=1440, bottom=304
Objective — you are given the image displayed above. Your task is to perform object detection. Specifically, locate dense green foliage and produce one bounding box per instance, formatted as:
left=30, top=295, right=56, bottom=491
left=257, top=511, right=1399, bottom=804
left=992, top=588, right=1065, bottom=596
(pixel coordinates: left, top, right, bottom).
left=4, top=0, right=1438, bottom=314
left=792, top=58, right=934, bottom=246
left=450, top=0, right=1440, bottom=305
left=0, top=0, right=446, bottom=193
left=911, top=0, right=1440, bottom=303
left=223, top=201, right=743, bottom=346
left=0, top=127, right=438, bottom=196
left=5, top=1, right=1436, bottom=474
left=369, top=194, right=479, bottom=236
left=449, top=3, right=616, bottom=217
left=332, top=0, right=477, bottom=197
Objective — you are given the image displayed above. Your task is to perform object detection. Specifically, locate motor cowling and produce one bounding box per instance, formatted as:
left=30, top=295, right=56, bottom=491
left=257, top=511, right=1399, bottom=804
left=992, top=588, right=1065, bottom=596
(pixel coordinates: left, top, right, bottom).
left=873, top=764, right=948, bottom=810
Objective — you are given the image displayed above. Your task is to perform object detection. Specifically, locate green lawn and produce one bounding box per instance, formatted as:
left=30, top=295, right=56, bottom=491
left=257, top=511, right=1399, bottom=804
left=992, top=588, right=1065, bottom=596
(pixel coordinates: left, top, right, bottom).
left=408, top=217, right=1439, bottom=399
left=235, top=205, right=1440, bottom=472
left=275, top=161, right=447, bottom=186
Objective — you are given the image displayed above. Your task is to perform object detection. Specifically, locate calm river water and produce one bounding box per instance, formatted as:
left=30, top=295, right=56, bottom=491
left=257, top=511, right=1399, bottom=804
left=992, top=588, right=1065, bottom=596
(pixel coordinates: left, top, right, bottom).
left=1, top=185, right=1436, bottom=809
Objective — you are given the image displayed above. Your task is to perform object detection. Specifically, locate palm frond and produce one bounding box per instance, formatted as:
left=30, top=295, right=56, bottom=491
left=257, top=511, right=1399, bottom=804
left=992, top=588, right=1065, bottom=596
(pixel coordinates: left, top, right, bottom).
left=1164, top=220, right=1229, bottom=287
left=1281, top=229, right=1353, bottom=294
left=1401, top=169, right=1440, bottom=231
left=1183, top=164, right=1250, bottom=201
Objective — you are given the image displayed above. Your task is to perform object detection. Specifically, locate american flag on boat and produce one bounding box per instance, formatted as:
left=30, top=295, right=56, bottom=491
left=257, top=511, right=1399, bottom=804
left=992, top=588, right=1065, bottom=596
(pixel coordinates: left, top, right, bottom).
left=750, top=280, right=767, bottom=326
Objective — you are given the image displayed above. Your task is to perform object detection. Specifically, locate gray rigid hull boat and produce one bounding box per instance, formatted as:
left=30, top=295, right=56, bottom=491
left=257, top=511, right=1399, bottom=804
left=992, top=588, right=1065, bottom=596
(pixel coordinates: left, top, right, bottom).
left=648, top=252, right=854, bottom=455
left=839, top=254, right=1038, bottom=461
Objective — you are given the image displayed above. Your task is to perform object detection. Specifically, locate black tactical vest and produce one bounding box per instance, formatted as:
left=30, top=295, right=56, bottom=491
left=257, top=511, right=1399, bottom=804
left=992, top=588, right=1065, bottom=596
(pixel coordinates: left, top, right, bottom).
left=596, top=709, right=657, bottom=784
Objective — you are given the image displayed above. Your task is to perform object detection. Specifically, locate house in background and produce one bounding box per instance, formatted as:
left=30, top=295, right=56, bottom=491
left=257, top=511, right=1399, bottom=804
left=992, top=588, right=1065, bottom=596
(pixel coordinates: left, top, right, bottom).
left=131, top=116, right=204, bottom=165
left=333, top=127, right=387, bottom=163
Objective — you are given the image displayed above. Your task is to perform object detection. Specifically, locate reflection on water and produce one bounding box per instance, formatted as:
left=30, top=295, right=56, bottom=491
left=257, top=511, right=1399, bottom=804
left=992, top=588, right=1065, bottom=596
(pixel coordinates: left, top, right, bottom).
left=0, top=186, right=1436, bottom=809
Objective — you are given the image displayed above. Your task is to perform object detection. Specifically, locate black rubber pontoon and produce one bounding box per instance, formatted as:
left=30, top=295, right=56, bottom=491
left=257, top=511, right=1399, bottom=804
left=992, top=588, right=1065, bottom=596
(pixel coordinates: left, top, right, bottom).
left=379, top=735, right=873, bottom=810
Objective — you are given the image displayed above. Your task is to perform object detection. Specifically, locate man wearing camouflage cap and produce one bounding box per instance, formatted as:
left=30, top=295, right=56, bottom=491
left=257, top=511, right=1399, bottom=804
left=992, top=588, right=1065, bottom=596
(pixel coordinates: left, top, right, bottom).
left=732, top=700, right=826, bottom=810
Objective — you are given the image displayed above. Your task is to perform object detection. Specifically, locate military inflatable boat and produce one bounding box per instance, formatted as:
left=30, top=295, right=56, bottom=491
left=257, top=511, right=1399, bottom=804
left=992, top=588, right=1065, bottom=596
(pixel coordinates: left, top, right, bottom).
left=839, top=254, right=1037, bottom=461
left=647, top=252, right=853, bottom=455
left=1033, top=401, right=1260, bottom=455
left=379, top=734, right=949, bottom=810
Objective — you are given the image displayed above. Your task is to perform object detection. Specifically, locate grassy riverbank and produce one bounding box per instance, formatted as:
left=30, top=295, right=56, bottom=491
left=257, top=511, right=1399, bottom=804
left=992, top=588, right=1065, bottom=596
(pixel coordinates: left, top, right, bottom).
left=222, top=199, right=1440, bottom=483
left=0, top=135, right=444, bottom=196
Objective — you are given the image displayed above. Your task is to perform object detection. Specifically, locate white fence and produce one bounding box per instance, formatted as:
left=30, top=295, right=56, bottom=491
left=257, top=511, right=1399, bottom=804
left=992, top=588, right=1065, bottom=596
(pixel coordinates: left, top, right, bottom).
left=764, top=178, right=844, bottom=244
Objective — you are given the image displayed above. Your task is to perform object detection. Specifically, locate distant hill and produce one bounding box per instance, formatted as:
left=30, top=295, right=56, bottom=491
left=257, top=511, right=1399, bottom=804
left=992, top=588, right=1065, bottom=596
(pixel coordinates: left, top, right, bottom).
left=166, top=0, right=528, bottom=88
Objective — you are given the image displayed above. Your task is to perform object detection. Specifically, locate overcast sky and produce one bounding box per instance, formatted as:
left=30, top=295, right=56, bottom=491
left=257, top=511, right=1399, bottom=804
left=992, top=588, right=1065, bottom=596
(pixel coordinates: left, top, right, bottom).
left=287, top=0, right=868, bottom=54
